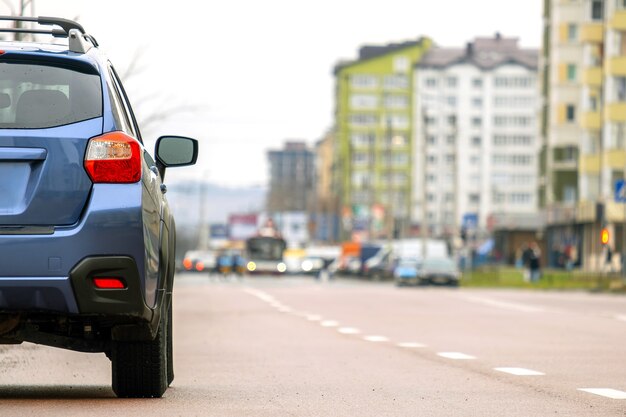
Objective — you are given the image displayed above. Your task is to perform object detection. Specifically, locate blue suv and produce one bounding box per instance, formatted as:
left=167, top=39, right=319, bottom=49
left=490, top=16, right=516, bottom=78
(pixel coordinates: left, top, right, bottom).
left=0, top=16, right=197, bottom=397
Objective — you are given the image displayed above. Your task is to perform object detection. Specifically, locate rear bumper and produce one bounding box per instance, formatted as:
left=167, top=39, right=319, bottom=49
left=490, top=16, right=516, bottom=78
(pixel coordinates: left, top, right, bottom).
left=0, top=256, right=151, bottom=320
left=0, top=276, right=79, bottom=313
left=0, top=183, right=146, bottom=316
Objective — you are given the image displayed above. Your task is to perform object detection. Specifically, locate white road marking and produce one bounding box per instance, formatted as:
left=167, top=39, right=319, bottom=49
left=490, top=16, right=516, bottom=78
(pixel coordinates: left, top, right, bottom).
left=363, top=335, right=389, bottom=342
left=306, top=314, right=322, bottom=321
left=397, top=342, right=427, bottom=348
left=614, top=314, right=626, bottom=322
left=437, top=352, right=476, bottom=360
left=320, top=320, right=339, bottom=327
left=578, top=388, right=626, bottom=399
left=460, top=295, right=545, bottom=313
left=494, top=367, right=545, bottom=376
left=337, top=327, right=361, bottom=335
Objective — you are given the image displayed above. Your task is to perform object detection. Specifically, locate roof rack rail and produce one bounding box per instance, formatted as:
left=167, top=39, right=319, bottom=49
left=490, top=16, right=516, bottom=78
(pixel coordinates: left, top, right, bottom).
left=0, top=16, right=98, bottom=54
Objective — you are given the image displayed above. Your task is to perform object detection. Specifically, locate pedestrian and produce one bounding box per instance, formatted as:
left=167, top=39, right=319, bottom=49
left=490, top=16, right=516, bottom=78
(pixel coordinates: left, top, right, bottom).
left=529, top=242, right=541, bottom=283
left=521, top=243, right=533, bottom=282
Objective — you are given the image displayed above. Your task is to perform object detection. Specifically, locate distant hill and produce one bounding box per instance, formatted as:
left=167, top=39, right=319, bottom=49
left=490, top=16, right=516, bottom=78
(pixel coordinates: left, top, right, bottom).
left=166, top=181, right=266, bottom=227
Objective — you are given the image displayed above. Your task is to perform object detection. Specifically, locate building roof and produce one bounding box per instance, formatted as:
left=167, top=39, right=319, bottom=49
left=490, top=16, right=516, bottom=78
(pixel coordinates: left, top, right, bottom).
left=417, top=34, right=538, bottom=71
left=333, top=37, right=427, bottom=74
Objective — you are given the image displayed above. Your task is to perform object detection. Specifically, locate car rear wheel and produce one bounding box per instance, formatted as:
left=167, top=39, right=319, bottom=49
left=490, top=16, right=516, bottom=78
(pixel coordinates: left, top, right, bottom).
left=111, top=308, right=168, bottom=398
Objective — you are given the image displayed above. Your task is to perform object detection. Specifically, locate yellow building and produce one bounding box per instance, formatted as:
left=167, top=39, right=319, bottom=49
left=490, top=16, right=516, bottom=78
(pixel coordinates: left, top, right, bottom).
left=542, top=0, right=626, bottom=271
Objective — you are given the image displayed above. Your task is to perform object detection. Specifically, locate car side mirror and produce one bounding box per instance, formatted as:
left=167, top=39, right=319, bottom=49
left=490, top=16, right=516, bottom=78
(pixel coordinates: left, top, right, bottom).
left=155, top=136, right=198, bottom=180
left=155, top=136, right=198, bottom=167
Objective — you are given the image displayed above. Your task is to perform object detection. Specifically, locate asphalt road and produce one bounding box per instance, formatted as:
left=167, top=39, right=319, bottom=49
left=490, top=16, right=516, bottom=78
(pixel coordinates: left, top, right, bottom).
left=0, top=273, right=625, bottom=416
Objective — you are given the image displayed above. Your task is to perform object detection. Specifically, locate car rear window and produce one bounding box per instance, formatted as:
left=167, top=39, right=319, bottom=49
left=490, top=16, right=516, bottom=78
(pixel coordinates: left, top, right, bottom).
left=0, top=62, right=102, bottom=129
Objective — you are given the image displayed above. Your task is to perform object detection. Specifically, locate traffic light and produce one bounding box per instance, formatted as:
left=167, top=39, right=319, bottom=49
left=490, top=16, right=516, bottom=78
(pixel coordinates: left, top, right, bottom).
left=601, top=227, right=610, bottom=245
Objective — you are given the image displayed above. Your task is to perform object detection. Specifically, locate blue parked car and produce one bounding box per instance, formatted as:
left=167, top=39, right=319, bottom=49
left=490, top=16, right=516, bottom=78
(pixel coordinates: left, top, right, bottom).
left=0, top=17, right=197, bottom=398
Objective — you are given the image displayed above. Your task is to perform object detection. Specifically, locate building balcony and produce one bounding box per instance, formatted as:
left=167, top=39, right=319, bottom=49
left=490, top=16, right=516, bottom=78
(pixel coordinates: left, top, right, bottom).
left=607, top=56, right=626, bottom=76
left=607, top=102, right=626, bottom=122
left=580, top=23, right=604, bottom=43
left=580, top=111, right=601, bottom=130
left=582, top=67, right=602, bottom=87
left=552, top=159, right=578, bottom=171
left=610, top=10, right=626, bottom=31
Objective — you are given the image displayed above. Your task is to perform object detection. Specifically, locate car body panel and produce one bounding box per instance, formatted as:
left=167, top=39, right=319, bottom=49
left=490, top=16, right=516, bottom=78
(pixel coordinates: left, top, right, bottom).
left=0, top=118, right=101, bottom=226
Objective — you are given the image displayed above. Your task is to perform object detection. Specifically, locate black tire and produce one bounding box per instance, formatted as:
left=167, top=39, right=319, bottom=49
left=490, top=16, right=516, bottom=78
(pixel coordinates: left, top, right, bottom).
left=111, top=310, right=168, bottom=398
left=167, top=299, right=174, bottom=386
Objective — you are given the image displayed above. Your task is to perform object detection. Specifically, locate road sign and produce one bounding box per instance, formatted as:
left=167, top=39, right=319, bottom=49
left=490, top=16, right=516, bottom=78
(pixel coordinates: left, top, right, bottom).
left=462, top=213, right=478, bottom=230
left=615, top=180, right=626, bottom=203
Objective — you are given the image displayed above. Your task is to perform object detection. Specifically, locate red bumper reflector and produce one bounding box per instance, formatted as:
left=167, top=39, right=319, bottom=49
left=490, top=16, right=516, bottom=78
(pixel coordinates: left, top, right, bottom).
left=93, top=277, right=126, bottom=289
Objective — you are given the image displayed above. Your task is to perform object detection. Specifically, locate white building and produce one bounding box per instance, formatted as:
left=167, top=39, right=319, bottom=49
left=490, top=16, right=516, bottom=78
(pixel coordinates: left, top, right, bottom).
left=413, top=35, right=540, bottom=237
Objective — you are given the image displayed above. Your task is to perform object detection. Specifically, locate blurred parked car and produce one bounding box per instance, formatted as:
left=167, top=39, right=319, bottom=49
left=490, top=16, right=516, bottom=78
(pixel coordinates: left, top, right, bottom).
left=182, top=250, right=217, bottom=273
left=301, top=256, right=325, bottom=275
left=395, top=257, right=460, bottom=287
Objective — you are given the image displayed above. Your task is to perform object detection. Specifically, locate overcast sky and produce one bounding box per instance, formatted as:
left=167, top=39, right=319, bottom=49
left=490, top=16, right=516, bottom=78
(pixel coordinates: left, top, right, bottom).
left=26, top=0, right=542, bottom=187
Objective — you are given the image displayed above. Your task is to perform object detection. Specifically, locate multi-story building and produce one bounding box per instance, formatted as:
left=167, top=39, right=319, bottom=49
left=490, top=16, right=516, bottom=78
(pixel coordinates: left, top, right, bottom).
left=414, top=35, right=539, bottom=239
left=333, top=38, right=432, bottom=241
left=541, top=0, right=626, bottom=270
left=313, top=132, right=339, bottom=242
left=266, top=141, right=315, bottom=213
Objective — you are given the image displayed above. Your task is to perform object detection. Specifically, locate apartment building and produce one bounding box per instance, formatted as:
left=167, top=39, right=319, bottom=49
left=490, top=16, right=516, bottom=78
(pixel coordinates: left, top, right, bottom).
left=266, top=141, right=315, bottom=213
left=542, top=0, right=626, bottom=270
left=414, top=35, right=539, bottom=238
left=333, top=38, right=432, bottom=241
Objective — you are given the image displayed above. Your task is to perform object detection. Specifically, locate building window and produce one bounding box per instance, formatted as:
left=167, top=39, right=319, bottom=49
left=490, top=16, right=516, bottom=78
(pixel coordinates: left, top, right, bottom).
left=427, top=154, right=438, bottom=164
left=349, top=114, right=378, bottom=127
left=427, top=174, right=437, bottom=183
left=350, top=94, right=378, bottom=109
left=472, top=136, right=481, bottom=146
left=567, top=24, right=578, bottom=42
left=425, top=116, right=437, bottom=126
left=388, top=114, right=409, bottom=129
left=591, top=0, right=604, bottom=20
left=618, top=0, right=626, bottom=10
left=446, top=77, right=458, bottom=87
left=445, top=154, right=455, bottom=163
left=446, top=96, right=457, bottom=106
left=566, top=104, right=576, bottom=122
left=447, top=115, right=457, bottom=126
left=427, top=193, right=436, bottom=202
left=383, top=94, right=409, bottom=109
left=352, top=172, right=372, bottom=187
left=384, top=75, right=409, bottom=89
left=446, top=135, right=456, bottom=145
left=352, top=152, right=371, bottom=165
left=470, top=155, right=481, bottom=165
left=472, top=78, right=483, bottom=88
left=469, top=194, right=480, bottom=204
left=567, top=64, right=577, bottom=81
left=393, top=56, right=409, bottom=73
left=351, top=133, right=376, bottom=147
left=351, top=75, right=378, bottom=89
left=617, top=77, right=626, bottom=101
left=425, top=78, right=437, bottom=87
left=471, top=117, right=482, bottom=127
left=427, top=135, right=437, bottom=145
left=472, top=97, right=483, bottom=107
left=444, top=193, right=454, bottom=202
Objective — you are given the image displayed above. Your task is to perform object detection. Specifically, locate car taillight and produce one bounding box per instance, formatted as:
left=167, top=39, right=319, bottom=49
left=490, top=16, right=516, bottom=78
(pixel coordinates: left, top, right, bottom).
left=183, top=258, right=193, bottom=270
left=93, top=277, right=126, bottom=289
left=84, top=132, right=141, bottom=183
left=195, top=262, right=205, bottom=272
